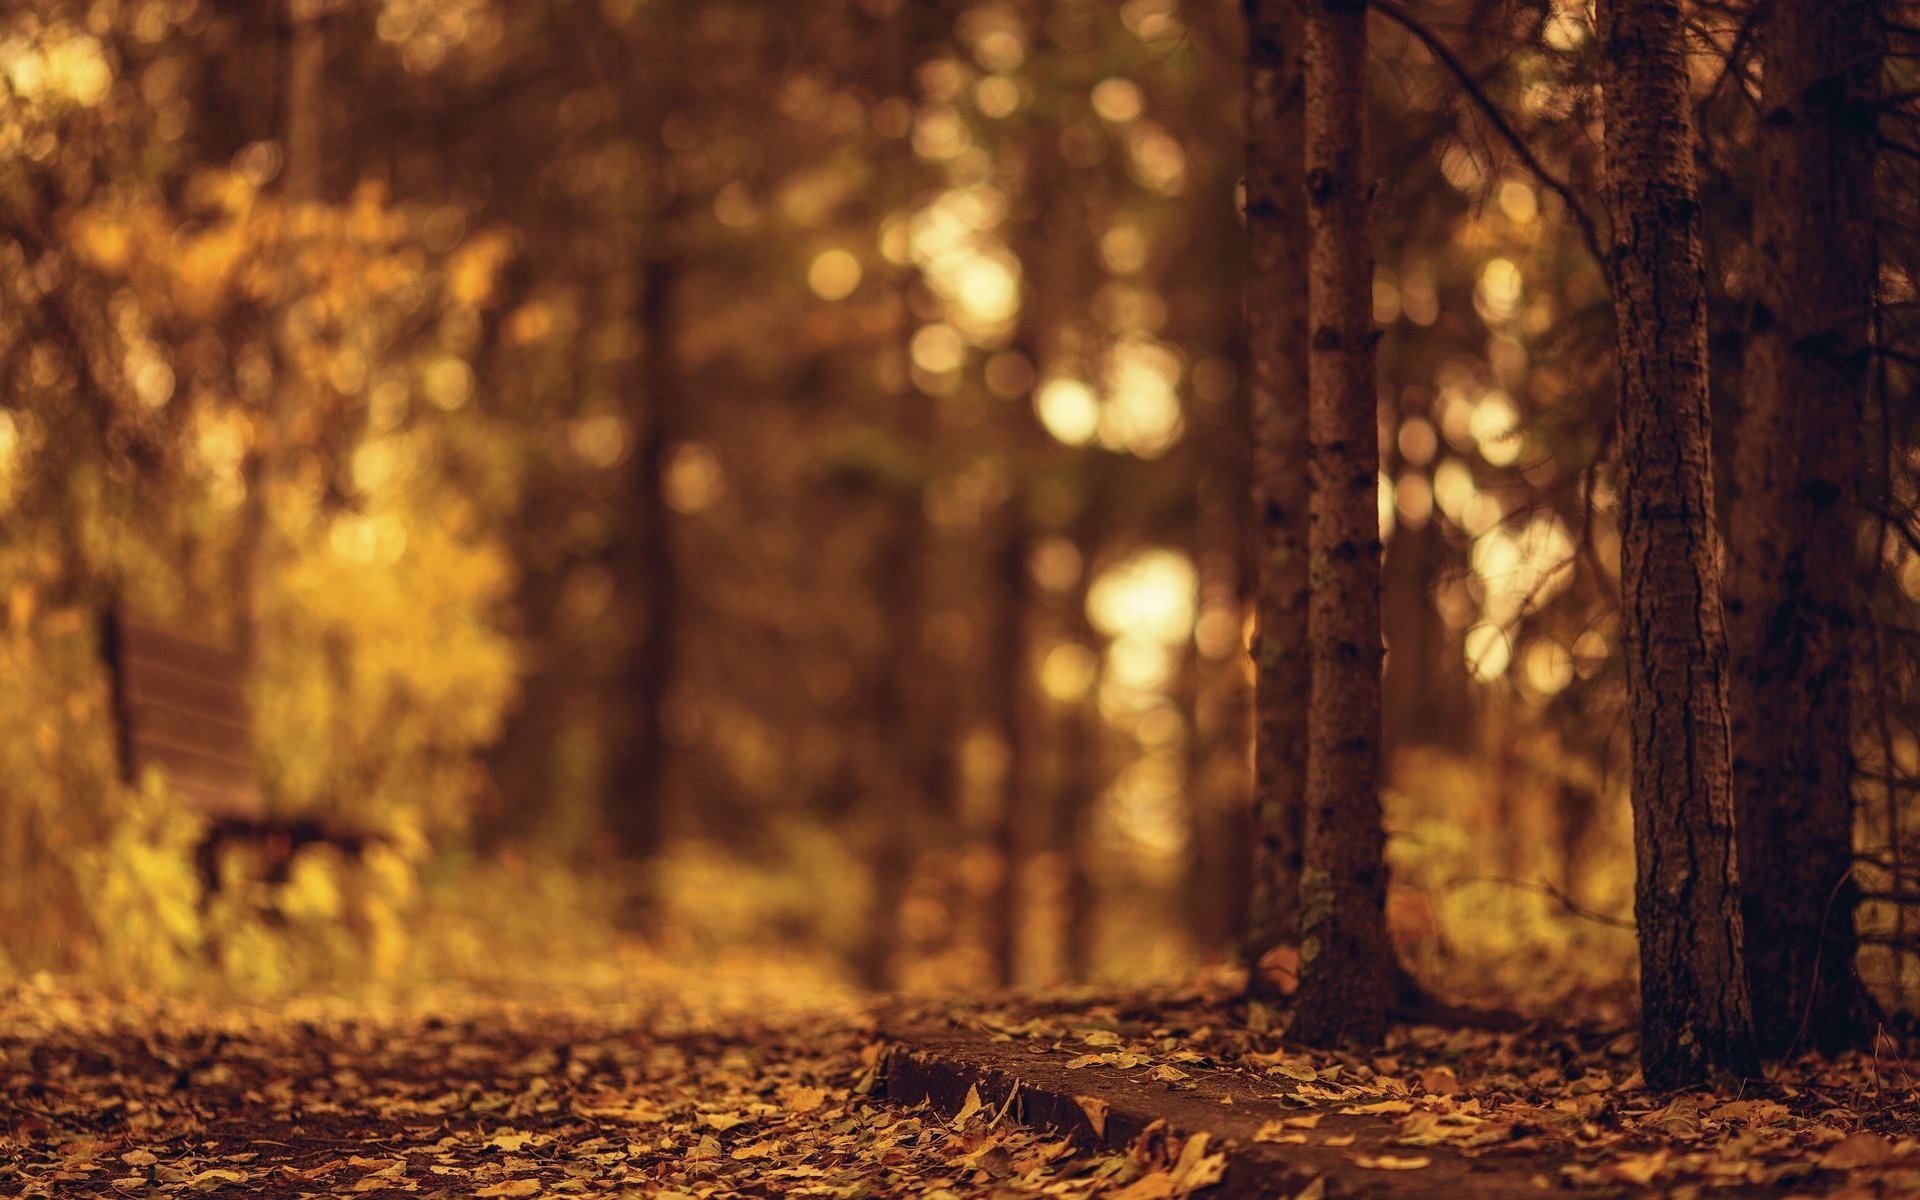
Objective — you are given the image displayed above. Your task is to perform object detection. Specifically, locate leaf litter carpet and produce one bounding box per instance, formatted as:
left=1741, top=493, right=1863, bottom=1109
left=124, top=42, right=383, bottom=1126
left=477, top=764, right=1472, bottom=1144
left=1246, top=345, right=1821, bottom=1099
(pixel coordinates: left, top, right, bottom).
left=4, top=956, right=1920, bottom=1197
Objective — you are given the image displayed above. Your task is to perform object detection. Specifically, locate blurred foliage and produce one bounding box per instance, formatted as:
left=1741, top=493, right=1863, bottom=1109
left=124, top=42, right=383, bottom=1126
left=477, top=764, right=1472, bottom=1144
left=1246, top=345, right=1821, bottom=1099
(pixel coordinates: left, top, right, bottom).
left=1, top=0, right=1916, bottom=1014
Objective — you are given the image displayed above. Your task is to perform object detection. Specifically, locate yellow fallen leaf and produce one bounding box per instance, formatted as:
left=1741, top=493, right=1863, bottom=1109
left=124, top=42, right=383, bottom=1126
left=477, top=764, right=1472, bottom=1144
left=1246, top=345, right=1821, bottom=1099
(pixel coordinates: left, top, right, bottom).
left=1341, top=1099, right=1413, bottom=1115
left=1254, top=1121, right=1306, bottom=1144
left=781, top=1084, right=828, bottom=1114
left=1169, top=1132, right=1227, bottom=1192
left=951, top=1083, right=985, bottom=1129
left=1107, top=1172, right=1177, bottom=1200
left=730, top=1140, right=779, bottom=1160
left=1322, top=1134, right=1355, bottom=1147
left=488, top=1131, right=536, bottom=1152
left=1354, top=1154, right=1430, bottom=1170
left=1599, top=1150, right=1668, bottom=1185
left=474, top=1181, right=542, bottom=1198
left=1074, top=1094, right=1109, bottom=1138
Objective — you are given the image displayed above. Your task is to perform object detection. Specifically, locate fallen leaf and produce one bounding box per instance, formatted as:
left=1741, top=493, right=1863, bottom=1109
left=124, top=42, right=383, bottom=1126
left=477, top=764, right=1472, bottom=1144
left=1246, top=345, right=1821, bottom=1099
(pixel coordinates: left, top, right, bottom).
left=1353, top=1154, right=1430, bottom=1170
left=474, top=1181, right=542, bottom=1198
left=1599, top=1150, right=1669, bottom=1185
left=951, top=1083, right=985, bottom=1129
left=1253, top=1121, right=1306, bottom=1144
left=1075, top=1094, right=1109, bottom=1138
left=1341, top=1099, right=1413, bottom=1115
left=1823, top=1132, right=1898, bottom=1169
left=1168, top=1131, right=1228, bottom=1192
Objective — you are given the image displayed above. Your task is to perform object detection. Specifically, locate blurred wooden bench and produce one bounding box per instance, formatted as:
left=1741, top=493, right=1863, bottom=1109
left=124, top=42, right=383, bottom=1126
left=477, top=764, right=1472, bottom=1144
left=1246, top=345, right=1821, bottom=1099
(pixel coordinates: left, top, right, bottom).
left=101, top=611, right=372, bottom=902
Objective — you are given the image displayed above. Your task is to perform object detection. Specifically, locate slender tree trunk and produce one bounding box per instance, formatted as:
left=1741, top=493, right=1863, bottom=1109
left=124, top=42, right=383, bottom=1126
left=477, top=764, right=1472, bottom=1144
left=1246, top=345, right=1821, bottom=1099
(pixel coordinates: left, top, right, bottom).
left=987, top=495, right=1033, bottom=985
left=1242, top=0, right=1311, bottom=999
left=1289, top=0, right=1394, bottom=1050
left=1600, top=0, right=1761, bottom=1088
left=1726, top=0, right=1879, bottom=1059
left=233, top=0, right=325, bottom=656
left=607, top=254, right=679, bottom=863
left=852, top=484, right=935, bottom=989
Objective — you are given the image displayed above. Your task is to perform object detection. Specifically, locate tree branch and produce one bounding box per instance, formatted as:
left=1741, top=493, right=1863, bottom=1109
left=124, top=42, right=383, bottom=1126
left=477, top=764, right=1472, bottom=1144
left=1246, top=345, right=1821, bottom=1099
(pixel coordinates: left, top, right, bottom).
left=1369, top=0, right=1612, bottom=282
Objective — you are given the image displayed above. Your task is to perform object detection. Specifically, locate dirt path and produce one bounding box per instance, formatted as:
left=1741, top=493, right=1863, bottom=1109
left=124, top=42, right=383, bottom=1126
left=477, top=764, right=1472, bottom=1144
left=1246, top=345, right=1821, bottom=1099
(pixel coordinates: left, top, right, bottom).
left=4, top=965, right=1919, bottom=1197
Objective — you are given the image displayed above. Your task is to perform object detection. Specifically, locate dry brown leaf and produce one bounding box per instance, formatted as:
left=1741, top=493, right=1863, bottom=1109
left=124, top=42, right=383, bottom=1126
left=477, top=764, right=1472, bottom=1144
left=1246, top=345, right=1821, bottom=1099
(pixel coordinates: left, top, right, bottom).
left=1353, top=1154, right=1430, bottom=1170
left=1075, top=1094, right=1109, bottom=1138
left=1822, top=1132, right=1899, bottom=1169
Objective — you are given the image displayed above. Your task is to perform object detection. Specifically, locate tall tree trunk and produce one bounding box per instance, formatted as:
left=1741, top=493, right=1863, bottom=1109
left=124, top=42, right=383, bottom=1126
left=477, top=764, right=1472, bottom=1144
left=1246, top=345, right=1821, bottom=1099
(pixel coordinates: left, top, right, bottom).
left=987, top=495, right=1033, bottom=985
left=232, top=0, right=325, bottom=655
left=852, top=475, right=944, bottom=990
left=1600, top=0, right=1762, bottom=1088
left=1242, top=0, right=1311, bottom=999
left=607, top=254, right=680, bottom=864
left=1726, top=0, right=1879, bottom=1060
left=1289, top=0, right=1394, bottom=1050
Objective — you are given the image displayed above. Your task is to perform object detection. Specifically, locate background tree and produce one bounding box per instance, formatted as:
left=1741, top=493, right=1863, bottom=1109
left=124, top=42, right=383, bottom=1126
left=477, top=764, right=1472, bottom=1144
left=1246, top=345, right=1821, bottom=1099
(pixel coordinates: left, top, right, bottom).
left=1242, top=0, right=1310, bottom=1002
left=1725, top=0, right=1881, bottom=1059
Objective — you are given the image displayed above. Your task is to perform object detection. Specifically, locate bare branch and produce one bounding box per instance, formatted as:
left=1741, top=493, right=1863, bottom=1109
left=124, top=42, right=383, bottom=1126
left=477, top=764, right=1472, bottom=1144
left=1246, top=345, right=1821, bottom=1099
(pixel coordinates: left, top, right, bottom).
left=1370, top=0, right=1612, bottom=282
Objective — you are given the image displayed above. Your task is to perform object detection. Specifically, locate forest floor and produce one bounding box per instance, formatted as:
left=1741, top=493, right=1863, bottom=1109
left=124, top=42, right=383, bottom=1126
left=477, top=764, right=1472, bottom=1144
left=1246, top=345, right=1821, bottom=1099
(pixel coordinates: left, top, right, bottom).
left=2, top=953, right=1919, bottom=1198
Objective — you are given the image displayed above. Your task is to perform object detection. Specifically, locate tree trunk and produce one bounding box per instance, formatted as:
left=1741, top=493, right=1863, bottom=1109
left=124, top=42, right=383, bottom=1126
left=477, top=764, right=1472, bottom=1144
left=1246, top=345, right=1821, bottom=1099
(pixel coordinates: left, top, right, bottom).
left=1726, top=0, right=1879, bottom=1060
left=607, top=255, right=680, bottom=864
left=1599, top=0, right=1762, bottom=1088
left=987, top=495, right=1033, bottom=986
left=1289, top=0, right=1395, bottom=1050
left=1242, top=0, right=1311, bottom=1000
left=232, top=0, right=325, bottom=657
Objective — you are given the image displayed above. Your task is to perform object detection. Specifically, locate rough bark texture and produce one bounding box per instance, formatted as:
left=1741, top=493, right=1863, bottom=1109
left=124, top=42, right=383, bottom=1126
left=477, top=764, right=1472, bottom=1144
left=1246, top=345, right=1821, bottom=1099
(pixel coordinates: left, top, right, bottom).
left=1289, top=0, right=1394, bottom=1050
left=1727, top=0, right=1879, bottom=1059
left=1242, top=0, right=1311, bottom=1000
left=1599, top=0, right=1762, bottom=1088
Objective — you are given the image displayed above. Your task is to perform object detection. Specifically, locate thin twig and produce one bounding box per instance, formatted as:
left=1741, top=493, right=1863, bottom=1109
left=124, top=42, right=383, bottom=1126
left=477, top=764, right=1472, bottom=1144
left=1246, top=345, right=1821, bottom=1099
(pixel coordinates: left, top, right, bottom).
left=1369, top=0, right=1612, bottom=281
left=1441, top=875, right=1636, bottom=930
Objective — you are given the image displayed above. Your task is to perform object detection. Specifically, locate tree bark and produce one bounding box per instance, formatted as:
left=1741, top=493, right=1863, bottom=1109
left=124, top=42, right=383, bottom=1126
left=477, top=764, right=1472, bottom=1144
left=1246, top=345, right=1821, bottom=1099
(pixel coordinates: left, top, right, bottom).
left=1599, top=0, right=1762, bottom=1088
left=1242, top=0, right=1311, bottom=1001
left=1289, top=0, right=1395, bottom=1050
left=607, top=253, right=679, bottom=864
left=1726, top=0, right=1880, bottom=1060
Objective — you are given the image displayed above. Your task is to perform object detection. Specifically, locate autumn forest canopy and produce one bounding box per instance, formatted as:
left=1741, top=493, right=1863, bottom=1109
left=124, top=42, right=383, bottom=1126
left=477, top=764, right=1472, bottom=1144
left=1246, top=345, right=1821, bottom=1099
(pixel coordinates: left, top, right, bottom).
left=9, top=0, right=1920, bottom=1190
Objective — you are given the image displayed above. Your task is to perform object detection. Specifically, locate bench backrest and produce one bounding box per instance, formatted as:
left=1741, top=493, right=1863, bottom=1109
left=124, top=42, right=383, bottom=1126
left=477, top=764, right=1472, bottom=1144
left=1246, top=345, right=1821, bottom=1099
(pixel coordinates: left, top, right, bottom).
left=102, top=612, right=263, bottom=820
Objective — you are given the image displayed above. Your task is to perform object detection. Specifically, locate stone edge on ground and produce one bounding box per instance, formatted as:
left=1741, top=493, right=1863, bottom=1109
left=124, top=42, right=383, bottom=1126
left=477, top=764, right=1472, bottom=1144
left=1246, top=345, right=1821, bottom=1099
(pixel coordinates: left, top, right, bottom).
left=876, top=1025, right=1555, bottom=1200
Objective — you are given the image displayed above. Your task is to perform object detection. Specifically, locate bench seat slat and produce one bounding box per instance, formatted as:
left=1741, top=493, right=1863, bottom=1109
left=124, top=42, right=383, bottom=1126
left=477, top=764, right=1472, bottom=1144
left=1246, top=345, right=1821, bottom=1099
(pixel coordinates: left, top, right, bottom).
left=112, top=618, right=247, bottom=677
left=120, top=694, right=251, bottom=746
left=127, top=732, right=256, bottom=785
left=117, top=664, right=247, bottom=725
